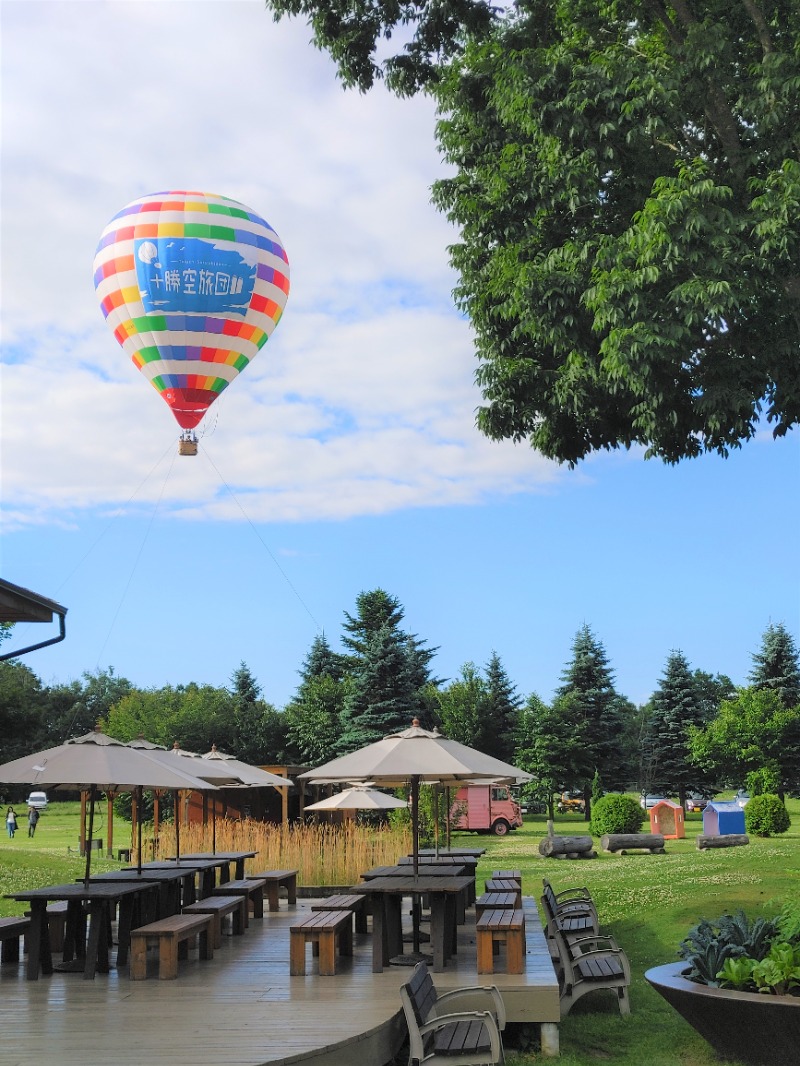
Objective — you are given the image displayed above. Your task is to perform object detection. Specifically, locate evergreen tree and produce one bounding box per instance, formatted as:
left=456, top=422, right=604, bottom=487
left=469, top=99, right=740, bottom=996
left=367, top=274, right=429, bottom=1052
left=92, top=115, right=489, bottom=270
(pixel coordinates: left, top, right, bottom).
left=749, top=623, right=800, bottom=710
left=515, top=692, right=582, bottom=820
left=298, top=633, right=346, bottom=684
left=341, top=589, right=405, bottom=661
left=435, top=662, right=487, bottom=748
left=338, top=624, right=418, bottom=751
left=647, top=650, right=710, bottom=806
left=480, top=651, right=521, bottom=763
left=284, top=634, right=349, bottom=766
left=555, top=625, right=632, bottom=814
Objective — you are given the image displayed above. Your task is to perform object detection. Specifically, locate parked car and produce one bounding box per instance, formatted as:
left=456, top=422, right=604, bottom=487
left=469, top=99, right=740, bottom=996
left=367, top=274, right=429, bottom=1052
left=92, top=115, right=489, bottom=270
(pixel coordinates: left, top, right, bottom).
left=735, top=790, right=751, bottom=807
left=26, top=791, right=48, bottom=810
left=640, top=794, right=668, bottom=809
left=685, top=793, right=710, bottom=812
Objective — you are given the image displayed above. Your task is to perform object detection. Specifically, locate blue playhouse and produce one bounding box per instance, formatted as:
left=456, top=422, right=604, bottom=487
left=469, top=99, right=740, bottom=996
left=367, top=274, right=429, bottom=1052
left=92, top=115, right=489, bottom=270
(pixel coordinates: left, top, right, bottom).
left=702, top=801, right=746, bottom=836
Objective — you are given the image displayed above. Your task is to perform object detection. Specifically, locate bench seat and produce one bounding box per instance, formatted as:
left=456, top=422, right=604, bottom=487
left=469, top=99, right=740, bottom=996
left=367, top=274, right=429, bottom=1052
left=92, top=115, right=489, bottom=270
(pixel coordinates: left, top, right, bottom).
left=246, top=869, right=297, bottom=912
left=289, top=909, right=352, bottom=976
left=210, top=879, right=266, bottom=925
left=476, top=908, right=525, bottom=975
left=311, top=893, right=368, bottom=934
left=182, top=895, right=246, bottom=948
left=129, top=913, right=213, bottom=980
left=0, top=916, right=30, bottom=963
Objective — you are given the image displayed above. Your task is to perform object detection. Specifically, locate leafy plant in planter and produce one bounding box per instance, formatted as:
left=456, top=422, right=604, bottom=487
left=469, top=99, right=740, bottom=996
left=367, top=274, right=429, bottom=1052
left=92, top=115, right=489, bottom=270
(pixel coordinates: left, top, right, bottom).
left=677, top=903, right=800, bottom=994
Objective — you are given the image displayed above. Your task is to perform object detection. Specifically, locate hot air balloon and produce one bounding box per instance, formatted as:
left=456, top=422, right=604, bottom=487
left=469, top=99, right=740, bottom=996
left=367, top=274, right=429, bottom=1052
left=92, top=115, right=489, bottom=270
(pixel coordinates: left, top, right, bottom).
left=93, top=191, right=290, bottom=454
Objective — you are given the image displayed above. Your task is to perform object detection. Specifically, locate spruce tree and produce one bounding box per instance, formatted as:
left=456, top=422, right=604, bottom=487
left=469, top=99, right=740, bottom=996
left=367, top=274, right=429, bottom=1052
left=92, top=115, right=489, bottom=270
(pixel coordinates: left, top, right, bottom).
left=481, top=651, right=521, bottom=763
left=647, top=650, right=710, bottom=806
left=338, top=624, right=418, bottom=751
left=749, top=623, right=800, bottom=709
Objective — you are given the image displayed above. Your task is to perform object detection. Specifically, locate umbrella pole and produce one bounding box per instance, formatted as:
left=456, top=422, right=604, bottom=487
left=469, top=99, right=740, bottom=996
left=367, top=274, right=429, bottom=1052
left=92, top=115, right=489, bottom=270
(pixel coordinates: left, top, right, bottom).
left=212, top=795, right=216, bottom=853
left=136, top=787, right=143, bottom=873
left=174, top=790, right=180, bottom=861
left=433, top=786, right=440, bottom=857
left=83, top=785, right=97, bottom=888
left=445, top=787, right=451, bottom=850
left=411, top=776, right=421, bottom=954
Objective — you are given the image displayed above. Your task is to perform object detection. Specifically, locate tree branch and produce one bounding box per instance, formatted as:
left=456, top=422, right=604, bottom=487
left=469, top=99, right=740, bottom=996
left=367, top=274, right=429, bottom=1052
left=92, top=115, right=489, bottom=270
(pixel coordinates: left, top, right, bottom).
left=740, top=0, right=774, bottom=56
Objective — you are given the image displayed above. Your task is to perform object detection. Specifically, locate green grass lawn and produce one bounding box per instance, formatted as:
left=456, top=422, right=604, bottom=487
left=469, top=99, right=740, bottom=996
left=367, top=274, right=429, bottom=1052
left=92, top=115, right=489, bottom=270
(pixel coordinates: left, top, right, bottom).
left=2, top=800, right=798, bottom=1066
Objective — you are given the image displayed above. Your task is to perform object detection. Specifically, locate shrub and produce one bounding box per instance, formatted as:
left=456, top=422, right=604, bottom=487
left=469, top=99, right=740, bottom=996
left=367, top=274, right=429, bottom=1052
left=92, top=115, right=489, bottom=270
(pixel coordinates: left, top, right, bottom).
left=744, top=794, right=791, bottom=837
left=589, top=793, right=644, bottom=835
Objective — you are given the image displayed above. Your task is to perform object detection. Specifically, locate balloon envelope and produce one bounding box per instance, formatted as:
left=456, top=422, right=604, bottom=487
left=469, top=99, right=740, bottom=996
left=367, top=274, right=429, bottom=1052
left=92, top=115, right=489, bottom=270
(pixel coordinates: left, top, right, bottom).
left=94, top=190, right=290, bottom=430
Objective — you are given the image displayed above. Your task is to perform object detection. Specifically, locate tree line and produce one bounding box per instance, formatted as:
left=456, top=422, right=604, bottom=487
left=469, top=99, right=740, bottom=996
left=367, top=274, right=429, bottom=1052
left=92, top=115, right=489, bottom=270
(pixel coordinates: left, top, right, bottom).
left=1, top=591, right=798, bottom=818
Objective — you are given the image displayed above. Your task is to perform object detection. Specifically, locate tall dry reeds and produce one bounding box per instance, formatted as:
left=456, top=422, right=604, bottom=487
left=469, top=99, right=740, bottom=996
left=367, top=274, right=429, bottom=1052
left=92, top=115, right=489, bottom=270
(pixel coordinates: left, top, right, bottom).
left=141, top=818, right=412, bottom=885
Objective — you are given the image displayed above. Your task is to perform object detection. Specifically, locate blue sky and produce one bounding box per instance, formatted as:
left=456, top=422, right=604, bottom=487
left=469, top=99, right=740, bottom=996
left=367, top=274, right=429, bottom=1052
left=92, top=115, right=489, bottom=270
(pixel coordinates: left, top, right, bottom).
left=2, top=1, right=798, bottom=713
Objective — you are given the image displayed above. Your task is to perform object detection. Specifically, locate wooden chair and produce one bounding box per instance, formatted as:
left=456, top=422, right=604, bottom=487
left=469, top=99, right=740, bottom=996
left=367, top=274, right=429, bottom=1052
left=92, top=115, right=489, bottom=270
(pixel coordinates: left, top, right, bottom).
left=540, top=880, right=599, bottom=943
left=400, top=961, right=506, bottom=1066
left=549, top=922, right=631, bottom=1018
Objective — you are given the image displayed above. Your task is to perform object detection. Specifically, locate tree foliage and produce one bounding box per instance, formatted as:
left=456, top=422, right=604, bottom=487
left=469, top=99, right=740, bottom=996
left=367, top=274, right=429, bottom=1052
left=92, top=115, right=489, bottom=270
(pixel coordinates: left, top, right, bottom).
left=647, top=650, right=712, bottom=803
left=749, top=622, right=800, bottom=709
left=267, top=0, right=800, bottom=463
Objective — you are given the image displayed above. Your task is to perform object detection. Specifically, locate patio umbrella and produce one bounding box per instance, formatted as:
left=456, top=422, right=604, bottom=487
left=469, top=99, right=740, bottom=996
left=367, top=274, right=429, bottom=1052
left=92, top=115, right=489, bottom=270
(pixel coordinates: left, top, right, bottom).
left=304, top=783, right=408, bottom=812
left=127, top=739, right=246, bottom=859
left=200, top=745, right=293, bottom=851
left=298, top=718, right=531, bottom=961
left=0, top=729, right=221, bottom=885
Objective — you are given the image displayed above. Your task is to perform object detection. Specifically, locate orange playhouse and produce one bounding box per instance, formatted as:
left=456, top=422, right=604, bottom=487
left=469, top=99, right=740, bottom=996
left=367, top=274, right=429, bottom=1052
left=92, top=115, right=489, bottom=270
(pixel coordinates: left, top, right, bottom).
left=649, top=799, right=685, bottom=839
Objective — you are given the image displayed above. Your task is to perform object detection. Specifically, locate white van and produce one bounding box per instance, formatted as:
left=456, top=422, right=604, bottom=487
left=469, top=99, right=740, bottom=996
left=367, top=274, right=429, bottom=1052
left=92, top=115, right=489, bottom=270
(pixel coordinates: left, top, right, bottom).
left=26, top=791, right=48, bottom=809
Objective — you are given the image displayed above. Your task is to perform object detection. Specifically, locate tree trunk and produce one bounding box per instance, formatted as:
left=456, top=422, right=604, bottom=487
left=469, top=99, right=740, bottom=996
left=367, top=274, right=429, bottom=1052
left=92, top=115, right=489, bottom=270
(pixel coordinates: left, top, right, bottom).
left=601, top=833, right=665, bottom=853
left=696, top=833, right=750, bottom=849
left=539, top=834, right=595, bottom=857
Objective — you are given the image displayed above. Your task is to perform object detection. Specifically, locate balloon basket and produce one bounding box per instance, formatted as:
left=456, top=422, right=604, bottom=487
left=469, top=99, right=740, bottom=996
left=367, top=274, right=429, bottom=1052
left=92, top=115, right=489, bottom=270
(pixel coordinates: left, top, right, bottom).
left=178, top=435, right=198, bottom=456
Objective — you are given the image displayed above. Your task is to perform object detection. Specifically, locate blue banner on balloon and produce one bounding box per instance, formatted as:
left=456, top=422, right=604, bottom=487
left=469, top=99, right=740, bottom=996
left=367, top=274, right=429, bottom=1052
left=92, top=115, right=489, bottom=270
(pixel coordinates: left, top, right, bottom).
left=134, top=237, right=256, bottom=315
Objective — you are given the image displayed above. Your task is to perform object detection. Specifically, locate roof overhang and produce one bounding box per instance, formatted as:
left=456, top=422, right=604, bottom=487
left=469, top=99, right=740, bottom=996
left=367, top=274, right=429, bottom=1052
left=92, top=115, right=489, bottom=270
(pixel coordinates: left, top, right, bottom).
left=0, top=579, right=68, bottom=660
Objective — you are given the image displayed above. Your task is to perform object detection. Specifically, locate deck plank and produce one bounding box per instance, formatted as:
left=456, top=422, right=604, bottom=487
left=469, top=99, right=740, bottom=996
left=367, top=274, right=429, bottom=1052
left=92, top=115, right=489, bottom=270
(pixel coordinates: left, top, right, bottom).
left=0, top=897, right=558, bottom=1066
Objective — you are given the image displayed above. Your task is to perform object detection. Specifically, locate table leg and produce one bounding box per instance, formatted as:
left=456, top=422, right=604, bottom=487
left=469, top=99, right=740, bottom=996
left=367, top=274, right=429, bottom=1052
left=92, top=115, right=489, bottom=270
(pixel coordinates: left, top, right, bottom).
left=116, top=895, right=137, bottom=967
left=26, top=902, right=49, bottom=980
left=384, top=895, right=403, bottom=961
left=369, top=895, right=385, bottom=972
left=430, top=894, right=447, bottom=971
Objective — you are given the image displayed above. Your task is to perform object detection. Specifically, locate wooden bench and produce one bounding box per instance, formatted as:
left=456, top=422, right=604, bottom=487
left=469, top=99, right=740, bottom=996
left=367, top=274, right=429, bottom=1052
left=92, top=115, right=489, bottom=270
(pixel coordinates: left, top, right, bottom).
left=549, top=922, right=631, bottom=1017
left=289, top=910, right=352, bottom=976
left=210, top=878, right=266, bottom=925
left=311, top=894, right=368, bottom=934
left=246, top=869, right=297, bottom=912
left=182, top=895, right=246, bottom=949
left=483, top=879, right=521, bottom=907
left=600, top=832, right=666, bottom=854
left=540, top=880, right=598, bottom=942
left=476, top=908, right=525, bottom=974
left=400, top=960, right=505, bottom=1066
left=129, top=913, right=213, bottom=980
left=0, top=916, right=30, bottom=963
left=474, top=891, right=517, bottom=920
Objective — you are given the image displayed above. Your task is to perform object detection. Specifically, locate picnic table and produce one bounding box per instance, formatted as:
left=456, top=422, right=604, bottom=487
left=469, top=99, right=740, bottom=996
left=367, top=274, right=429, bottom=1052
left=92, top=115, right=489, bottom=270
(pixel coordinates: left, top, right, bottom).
left=90, top=868, right=188, bottom=919
left=351, top=875, right=474, bottom=973
left=135, top=858, right=225, bottom=899
left=416, top=847, right=486, bottom=857
left=6, top=880, right=159, bottom=980
left=167, top=851, right=257, bottom=882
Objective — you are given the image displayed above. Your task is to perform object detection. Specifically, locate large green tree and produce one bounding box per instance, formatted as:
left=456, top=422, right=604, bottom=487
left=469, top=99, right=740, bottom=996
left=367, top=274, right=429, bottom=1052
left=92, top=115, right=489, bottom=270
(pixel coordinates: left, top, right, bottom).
left=284, top=634, right=350, bottom=765
left=434, top=661, right=488, bottom=747
left=481, top=651, right=522, bottom=763
left=267, top=0, right=800, bottom=463
left=646, top=650, right=713, bottom=805
left=689, top=686, right=800, bottom=797
left=749, top=622, right=800, bottom=709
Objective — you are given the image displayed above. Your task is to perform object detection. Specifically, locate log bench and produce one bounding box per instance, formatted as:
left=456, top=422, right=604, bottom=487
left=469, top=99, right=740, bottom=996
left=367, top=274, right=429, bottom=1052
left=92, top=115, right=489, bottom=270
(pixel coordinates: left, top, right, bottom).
left=289, top=909, right=352, bottom=976
left=211, top=878, right=266, bottom=925
left=476, top=908, right=525, bottom=975
left=311, top=894, right=368, bottom=934
left=182, top=895, right=246, bottom=948
left=601, top=832, right=666, bottom=854
left=0, top=916, right=30, bottom=963
left=129, top=913, right=213, bottom=980
left=246, top=869, right=297, bottom=912
left=400, top=960, right=506, bottom=1066
left=696, top=833, right=750, bottom=850
left=538, top=834, right=597, bottom=859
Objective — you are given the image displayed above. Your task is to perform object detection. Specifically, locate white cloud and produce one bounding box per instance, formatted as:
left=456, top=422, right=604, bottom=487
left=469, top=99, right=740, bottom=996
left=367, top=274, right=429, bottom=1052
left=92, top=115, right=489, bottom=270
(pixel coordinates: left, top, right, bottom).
left=1, top=0, right=563, bottom=530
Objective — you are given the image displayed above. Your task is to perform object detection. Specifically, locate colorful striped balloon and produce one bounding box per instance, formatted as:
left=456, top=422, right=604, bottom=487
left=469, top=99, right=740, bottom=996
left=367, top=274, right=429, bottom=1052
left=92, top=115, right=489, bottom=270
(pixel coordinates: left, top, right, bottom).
left=93, top=190, right=290, bottom=430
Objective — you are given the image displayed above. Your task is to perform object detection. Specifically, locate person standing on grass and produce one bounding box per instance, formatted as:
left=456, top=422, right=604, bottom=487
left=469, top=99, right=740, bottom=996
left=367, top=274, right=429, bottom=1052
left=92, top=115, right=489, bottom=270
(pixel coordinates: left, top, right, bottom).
left=27, top=805, right=39, bottom=837
left=6, top=806, right=18, bottom=838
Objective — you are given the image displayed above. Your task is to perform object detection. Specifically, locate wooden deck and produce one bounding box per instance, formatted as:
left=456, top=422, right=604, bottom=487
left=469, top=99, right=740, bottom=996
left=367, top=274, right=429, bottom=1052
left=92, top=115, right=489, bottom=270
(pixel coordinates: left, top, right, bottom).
left=0, top=895, right=560, bottom=1066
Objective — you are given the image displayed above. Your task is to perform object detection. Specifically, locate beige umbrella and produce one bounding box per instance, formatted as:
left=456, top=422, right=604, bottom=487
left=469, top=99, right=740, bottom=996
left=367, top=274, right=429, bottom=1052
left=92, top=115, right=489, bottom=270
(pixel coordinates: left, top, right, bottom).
left=304, top=783, right=408, bottom=812
left=299, top=719, right=531, bottom=960
left=200, top=745, right=293, bottom=850
left=0, top=729, right=221, bottom=884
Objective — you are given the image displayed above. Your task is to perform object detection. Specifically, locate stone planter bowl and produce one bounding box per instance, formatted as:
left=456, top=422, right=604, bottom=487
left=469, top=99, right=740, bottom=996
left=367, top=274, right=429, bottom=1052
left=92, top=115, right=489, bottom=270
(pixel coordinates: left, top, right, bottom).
left=645, top=961, right=800, bottom=1066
